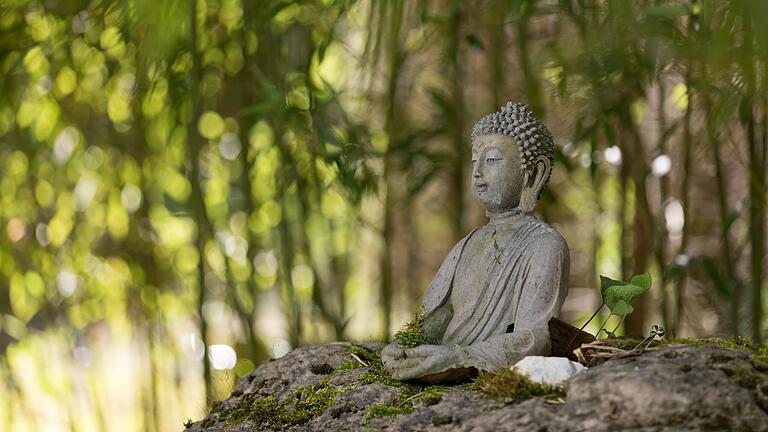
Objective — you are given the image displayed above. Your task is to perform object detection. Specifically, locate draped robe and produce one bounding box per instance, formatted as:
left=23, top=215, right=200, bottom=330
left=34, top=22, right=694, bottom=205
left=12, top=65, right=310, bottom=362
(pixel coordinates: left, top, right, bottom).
left=420, top=212, right=569, bottom=372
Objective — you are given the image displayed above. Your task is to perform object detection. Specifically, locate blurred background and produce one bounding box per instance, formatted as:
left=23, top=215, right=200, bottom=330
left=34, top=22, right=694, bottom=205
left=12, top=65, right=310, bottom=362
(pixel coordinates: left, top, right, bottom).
left=0, top=0, right=766, bottom=430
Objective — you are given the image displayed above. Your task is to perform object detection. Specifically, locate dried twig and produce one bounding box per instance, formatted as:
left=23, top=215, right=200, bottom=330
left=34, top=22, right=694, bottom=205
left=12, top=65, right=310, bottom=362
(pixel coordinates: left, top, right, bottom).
left=350, top=352, right=369, bottom=367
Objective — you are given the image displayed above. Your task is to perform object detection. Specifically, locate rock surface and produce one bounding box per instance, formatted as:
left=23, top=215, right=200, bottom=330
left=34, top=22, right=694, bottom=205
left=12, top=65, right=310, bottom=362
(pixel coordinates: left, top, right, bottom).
left=187, top=342, right=768, bottom=432
left=512, top=356, right=586, bottom=385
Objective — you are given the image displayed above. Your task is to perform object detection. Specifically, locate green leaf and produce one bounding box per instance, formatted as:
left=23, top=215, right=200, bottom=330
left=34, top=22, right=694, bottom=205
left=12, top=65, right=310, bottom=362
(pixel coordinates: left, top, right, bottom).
left=600, top=273, right=652, bottom=316
left=630, top=272, right=651, bottom=290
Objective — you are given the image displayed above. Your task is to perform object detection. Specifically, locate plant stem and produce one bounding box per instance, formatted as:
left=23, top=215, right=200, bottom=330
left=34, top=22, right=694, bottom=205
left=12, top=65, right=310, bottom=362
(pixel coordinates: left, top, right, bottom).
left=580, top=302, right=605, bottom=330
left=596, top=314, right=612, bottom=338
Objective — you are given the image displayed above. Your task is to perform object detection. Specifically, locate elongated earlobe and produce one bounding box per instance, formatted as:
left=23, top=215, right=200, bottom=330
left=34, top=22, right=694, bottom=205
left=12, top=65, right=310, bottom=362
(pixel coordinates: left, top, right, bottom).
left=519, top=156, right=552, bottom=212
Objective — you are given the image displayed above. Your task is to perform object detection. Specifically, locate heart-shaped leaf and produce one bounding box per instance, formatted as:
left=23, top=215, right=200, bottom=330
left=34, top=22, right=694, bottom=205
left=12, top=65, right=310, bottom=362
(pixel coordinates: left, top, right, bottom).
left=600, top=273, right=652, bottom=316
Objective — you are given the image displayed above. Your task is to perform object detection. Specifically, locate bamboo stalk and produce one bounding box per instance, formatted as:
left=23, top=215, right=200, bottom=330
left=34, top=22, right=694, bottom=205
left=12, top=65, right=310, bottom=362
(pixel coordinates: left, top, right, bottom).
left=379, top=0, right=404, bottom=341
left=673, top=62, right=693, bottom=337
left=188, top=0, right=212, bottom=404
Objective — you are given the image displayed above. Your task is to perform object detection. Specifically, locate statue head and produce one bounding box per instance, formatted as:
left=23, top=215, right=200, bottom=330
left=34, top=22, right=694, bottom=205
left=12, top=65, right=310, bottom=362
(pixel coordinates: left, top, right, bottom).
left=470, top=102, right=555, bottom=213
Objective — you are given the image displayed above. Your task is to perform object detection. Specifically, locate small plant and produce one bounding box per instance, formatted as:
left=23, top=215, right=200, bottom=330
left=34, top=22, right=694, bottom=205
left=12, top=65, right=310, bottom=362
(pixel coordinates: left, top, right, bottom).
left=580, top=272, right=652, bottom=337
left=634, top=324, right=665, bottom=350
left=394, top=306, right=428, bottom=348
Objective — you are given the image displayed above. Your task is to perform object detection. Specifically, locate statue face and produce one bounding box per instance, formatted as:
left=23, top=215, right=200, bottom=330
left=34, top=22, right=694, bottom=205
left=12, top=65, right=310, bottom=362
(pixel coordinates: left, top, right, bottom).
left=471, top=134, right=524, bottom=212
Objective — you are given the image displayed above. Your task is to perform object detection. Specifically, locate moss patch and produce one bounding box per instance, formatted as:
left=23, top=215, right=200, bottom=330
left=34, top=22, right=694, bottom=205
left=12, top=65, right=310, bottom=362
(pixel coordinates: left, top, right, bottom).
left=221, top=384, right=343, bottom=430
left=722, top=365, right=764, bottom=390
left=662, top=338, right=768, bottom=363
left=344, top=344, right=452, bottom=423
left=394, top=307, right=427, bottom=348
left=363, top=385, right=449, bottom=423
left=471, top=368, right=566, bottom=400
left=310, top=362, right=334, bottom=375
left=367, top=402, right=415, bottom=418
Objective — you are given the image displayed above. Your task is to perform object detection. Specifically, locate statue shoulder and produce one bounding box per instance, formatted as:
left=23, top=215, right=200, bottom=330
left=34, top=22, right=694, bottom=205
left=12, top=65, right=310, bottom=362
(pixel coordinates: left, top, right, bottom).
left=527, top=217, right=569, bottom=255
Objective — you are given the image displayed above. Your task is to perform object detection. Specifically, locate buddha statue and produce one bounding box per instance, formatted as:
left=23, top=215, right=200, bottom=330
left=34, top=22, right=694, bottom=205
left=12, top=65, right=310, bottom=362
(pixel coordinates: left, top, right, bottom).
left=381, top=102, right=570, bottom=382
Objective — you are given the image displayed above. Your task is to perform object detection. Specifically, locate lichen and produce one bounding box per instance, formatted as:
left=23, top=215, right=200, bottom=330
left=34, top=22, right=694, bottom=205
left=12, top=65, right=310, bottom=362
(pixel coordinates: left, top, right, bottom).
left=471, top=368, right=566, bottom=400
left=394, top=307, right=428, bottom=348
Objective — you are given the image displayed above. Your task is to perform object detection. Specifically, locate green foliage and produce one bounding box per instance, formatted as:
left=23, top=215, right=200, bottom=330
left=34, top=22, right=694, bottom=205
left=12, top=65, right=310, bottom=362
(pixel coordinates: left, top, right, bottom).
left=471, top=368, right=566, bottom=400
left=601, top=272, right=652, bottom=316
left=580, top=272, right=653, bottom=334
left=394, top=307, right=427, bottom=348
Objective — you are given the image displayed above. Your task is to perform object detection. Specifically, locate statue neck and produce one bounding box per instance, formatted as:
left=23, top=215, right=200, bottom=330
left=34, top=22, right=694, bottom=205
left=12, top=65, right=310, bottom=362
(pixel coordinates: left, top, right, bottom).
left=486, top=207, right=531, bottom=226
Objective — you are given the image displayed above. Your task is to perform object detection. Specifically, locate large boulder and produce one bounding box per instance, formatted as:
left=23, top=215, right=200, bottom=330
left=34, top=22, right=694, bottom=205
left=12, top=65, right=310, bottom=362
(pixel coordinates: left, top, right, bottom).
left=186, top=342, right=768, bottom=431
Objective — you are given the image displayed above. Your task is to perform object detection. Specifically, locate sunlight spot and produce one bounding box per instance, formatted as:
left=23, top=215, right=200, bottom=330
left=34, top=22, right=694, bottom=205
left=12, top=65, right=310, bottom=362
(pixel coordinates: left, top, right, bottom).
left=74, top=173, right=100, bottom=211
left=219, top=132, right=241, bottom=160
left=651, top=154, right=671, bottom=177
left=665, top=199, right=684, bottom=235
left=183, top=333, right=205, bottom=360
left=604, top=146, right=622, bottom=165
left=57, top=270, right=79, bottom=297
left=198, top=111, right=225, bottom=140
left=222, top=233, right=247, bottom=263
left=53, top=127, right=78, bottom=165
left=208, top=344, right=237, bottom=370
left=672, top=83, right=688, bottom=110
left=291, top=264, right=314, bottom=291
left=35, top=223, right=50, bottom=246
left=674, top=254, right=690, bottom=267
left=254, top=251, right=278, bottom=278
left=120, top=184, right=142, bottom=213
left=6, top=219, right=25, bottom=243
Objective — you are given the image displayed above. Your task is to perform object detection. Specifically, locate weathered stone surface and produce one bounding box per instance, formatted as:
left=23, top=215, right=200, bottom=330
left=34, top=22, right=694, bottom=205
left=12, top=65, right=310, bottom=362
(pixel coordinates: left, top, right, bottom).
left=187, top=342, right=768, bottom=432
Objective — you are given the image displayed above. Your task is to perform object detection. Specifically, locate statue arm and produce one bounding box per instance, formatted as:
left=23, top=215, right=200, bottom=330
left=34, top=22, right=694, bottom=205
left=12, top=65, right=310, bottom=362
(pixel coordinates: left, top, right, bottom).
left=388, top=235, right=569, bottom=379
left=453, top=236, right=570, bottom=371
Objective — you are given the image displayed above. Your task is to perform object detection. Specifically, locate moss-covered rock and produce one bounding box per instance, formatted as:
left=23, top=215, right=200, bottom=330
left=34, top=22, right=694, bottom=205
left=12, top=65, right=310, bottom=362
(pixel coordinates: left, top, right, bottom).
left=187, top=341, right=768, bottom=432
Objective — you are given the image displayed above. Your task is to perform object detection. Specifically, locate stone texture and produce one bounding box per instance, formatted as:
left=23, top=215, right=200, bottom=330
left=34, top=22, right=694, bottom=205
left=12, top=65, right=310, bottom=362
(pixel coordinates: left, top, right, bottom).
left=512, top=356, right=586, bottom=385
left=188, top=342, right=768, bottom=432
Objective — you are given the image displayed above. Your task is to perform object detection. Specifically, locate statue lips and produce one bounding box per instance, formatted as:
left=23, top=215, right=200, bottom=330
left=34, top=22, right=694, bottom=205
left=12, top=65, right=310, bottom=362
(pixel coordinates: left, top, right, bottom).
left=475, top=183, right=488, bottom=193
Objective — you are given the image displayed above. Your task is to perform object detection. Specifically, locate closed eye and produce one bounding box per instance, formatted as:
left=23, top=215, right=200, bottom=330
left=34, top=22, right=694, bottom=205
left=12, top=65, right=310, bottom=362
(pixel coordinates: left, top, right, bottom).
left=486, top=157, right=502, bottom=162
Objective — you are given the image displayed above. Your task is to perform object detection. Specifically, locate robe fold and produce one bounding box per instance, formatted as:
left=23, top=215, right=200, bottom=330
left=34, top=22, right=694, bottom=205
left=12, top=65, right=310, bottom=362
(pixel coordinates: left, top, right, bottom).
left=420, top=213, right=569, bottom=371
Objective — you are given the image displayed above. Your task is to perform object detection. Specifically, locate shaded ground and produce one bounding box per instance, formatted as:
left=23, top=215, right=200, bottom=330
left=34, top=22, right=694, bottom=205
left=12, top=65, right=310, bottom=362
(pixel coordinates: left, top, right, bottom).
left=186, top=341, right=768, bottom=431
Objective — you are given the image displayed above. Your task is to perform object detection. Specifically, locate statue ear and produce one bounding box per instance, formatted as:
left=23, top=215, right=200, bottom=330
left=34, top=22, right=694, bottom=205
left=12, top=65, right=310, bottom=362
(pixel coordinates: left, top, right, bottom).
left=519, top=155, right=552, bottom=212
